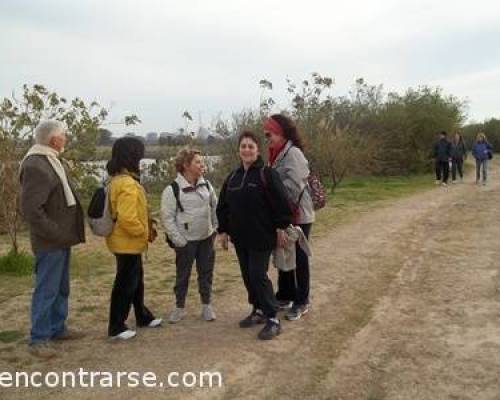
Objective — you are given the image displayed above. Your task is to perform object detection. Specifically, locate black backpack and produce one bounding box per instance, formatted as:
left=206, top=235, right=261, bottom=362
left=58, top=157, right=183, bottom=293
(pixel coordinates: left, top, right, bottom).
left=164, top=180, right=214, bottom=248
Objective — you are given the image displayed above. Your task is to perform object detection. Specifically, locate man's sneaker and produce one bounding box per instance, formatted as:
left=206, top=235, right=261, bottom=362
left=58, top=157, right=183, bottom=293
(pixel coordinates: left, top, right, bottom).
left=147, top=318, right=163, bottom=328
left=29, top=342, right=57, bottom=359
left=52, top=328, right=85, bottom=341
left=285, top=304, right=310, bottom=321
left=168, top=308, right=186, bottom=324
left=239, top=309, right=266, bottom=328
left=277, top=300, right=293, bottom=311
left=451, top=180, right=457, bottom=184
left=201, top=304, right=216, bottom=321
left=257, top=318, right=281, bottom=340
left=441, top=182, right=448, bottom=187
left=435, top=180, right=441, bottom=185
left=110, top=330, right=136, bottom=340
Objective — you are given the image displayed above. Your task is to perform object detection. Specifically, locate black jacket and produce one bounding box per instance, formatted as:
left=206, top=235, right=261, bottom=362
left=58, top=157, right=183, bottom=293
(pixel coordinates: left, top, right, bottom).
left=450, top=140, right=467, bottom=160
left=433, top=138, right=452, bottom=162
left=217, top=157, right=292, bottom=251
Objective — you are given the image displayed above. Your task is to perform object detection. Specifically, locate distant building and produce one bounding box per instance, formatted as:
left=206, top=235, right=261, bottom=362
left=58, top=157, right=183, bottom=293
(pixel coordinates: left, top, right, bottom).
left=145, top=132, right=159, bottom=145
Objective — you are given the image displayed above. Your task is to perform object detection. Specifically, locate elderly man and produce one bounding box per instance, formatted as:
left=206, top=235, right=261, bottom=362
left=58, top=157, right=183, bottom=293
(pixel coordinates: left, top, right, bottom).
left=20, top=120, right=85, bottom=358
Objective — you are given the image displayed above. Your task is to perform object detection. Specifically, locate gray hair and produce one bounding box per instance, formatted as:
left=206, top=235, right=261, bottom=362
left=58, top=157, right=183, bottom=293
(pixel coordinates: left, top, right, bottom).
left=34, top=120, right=67, bottom=145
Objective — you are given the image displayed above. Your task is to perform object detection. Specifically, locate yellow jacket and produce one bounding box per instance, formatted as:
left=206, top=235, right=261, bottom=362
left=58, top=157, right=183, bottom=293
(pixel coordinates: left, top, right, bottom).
left=106, top=173, right=149, bottom=254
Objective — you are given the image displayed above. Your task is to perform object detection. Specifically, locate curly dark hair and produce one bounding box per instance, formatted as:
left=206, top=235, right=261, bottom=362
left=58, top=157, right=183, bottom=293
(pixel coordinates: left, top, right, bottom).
left=106, top=136, right=145, bottom=176
left=269, top=114, right=304, bottom=150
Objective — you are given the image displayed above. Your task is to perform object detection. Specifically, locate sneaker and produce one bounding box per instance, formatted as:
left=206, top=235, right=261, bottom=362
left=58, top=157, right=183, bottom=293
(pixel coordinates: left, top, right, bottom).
left=277, top=300, right=293, bottom=311
left=168, top=308, right=186, bottom=324
left=239, top=309, right=266, bottom=328
left=110, top=330, right=136, bottom=340
left=441, top=182, right=448, bottom=187
left=285, top=304, right=310, bottom=321
left=52, top=328, right=85, bottom=341
left=201, top=304, right=216, bottom=321
left=451, top=180, right=456, bottom=184
left=257, top=319, right=281, bottom=340
left=435, top=180, right=441, bottom=185
left=147, top=318, right=163, bottom=328
left=29, top=342, right=57, bottom=359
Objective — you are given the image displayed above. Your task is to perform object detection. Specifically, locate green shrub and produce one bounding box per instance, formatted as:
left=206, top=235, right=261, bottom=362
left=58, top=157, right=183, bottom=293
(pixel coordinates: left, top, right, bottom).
left=0, top=250, right=33, bottom=276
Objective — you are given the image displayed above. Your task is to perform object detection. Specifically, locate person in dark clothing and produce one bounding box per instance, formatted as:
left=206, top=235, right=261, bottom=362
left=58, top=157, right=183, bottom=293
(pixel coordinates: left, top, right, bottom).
left=433, top=131, right=452, bottom=186
left=450, top=132, right=467, bottom=183
left=217, top=131, right=293, bottom=340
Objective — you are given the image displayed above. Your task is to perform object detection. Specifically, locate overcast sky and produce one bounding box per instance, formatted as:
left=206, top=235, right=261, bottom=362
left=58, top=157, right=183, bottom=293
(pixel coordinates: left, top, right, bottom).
left=1, top=0, right=500, bottom=135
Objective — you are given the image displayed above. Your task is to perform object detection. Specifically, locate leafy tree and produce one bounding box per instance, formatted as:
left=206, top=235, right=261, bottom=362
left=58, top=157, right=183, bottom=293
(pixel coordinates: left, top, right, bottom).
left=0, top=84, right=139, bottom=254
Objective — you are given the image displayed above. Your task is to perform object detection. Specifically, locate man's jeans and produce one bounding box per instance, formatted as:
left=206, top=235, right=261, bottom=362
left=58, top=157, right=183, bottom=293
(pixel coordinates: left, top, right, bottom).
left=31, top=248, right=71, bottom=344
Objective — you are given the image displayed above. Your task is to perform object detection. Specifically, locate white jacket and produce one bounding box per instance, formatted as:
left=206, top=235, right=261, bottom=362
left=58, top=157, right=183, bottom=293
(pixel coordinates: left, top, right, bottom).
left=272, top=225, right=312, bottom=271
left=271, top=141, right=315, bottom=224
left=161, top=174, right=218, bottom=247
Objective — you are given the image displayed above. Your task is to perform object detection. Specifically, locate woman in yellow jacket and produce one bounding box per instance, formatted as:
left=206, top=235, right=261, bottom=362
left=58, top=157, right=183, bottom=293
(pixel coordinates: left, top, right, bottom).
left=106, top=137, right=161, bottom=340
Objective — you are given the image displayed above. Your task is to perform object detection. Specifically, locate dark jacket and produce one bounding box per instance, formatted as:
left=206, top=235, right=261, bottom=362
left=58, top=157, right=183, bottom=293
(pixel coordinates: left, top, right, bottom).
left=472, top=141, right=493, bottom=161
left=433, top=138, right=452, bottom=162
left=19, top=155, right=85, bottom=253
left=450, top=140, right=467, bottom=161
left=216, top=157, right=292, bottom=251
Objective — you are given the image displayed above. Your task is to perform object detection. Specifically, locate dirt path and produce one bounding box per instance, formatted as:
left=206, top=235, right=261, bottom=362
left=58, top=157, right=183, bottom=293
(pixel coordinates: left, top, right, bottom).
left=2, top=163, right=500, bottom=400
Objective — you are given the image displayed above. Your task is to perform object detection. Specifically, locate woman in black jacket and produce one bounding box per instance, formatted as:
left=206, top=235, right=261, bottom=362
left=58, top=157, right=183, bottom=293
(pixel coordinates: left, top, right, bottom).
left=217, top=131, right=292, bottom=340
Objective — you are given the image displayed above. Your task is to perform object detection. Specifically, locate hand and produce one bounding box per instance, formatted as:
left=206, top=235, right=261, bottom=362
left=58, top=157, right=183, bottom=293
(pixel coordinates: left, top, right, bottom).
left=219, top=233, right=229, bottom=250
left=276, top=229, right=288, bottom=248
left=148, top=219, right=158, bottom=243
left=148, top=226, right=158, bottom=243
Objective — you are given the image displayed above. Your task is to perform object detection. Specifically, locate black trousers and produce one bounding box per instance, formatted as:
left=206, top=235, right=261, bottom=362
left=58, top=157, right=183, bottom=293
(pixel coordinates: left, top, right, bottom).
left=435, top=160, right=449, bottom=183
left=451, top=158, right=464, bottom=180
left=174, top=236, right=215, bottom=308
left=234, top=245, right=278, bottom=319
left=108, top=254, right=155, bottom=336
left=276, top=224, right=312, bottom=306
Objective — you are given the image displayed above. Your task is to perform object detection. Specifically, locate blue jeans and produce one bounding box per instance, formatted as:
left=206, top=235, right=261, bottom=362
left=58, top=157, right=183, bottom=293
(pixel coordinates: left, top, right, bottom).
left=31, top=248, right=71, bottom=344
left=476, top=159, right=488, bottom=182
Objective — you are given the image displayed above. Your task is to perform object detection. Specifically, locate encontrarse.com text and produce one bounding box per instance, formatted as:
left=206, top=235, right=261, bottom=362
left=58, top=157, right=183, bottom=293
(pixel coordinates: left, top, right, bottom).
left=0, top=369, right=223, bottom=389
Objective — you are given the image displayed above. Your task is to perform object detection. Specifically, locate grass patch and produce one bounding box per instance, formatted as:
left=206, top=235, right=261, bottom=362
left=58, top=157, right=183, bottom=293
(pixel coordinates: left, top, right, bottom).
left=0, top=330, right=24, bottom=343
left=0, top=250, right=33, bottom=276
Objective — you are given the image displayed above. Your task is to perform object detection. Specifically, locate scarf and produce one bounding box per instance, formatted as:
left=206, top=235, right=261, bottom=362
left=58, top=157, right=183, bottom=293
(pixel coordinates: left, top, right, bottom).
left=268, top=140, right=288, bottom=166
left=21, top=144, right=76, bottom=207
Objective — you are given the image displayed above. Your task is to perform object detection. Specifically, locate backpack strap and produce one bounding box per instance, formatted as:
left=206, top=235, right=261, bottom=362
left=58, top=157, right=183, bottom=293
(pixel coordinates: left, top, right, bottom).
left=204, top=179, right=215, bottom=208
left=170, top=181, right=184, bottom=213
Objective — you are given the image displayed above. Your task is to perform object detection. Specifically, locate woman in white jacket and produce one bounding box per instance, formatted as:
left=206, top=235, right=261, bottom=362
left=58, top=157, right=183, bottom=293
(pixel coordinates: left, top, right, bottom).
left=161, top=148, right=218, bottom=323
left=264, top=114, right=315, bottom=321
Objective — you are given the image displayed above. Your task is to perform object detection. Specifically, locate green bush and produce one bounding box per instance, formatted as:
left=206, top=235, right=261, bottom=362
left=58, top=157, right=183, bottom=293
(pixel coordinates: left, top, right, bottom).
left=0, top=250, right=33, bottom=276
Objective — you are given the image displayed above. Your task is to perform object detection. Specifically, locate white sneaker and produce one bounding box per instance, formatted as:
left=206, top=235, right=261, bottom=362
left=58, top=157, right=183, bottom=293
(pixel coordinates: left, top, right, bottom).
left=201, top=304, right=216, bottom=321
left=168, top=308, right=186, bottom=324
left=147, top=318, right=163, bottom=328
left=111, top=330, right=136, bottom=340
left=435, top=180, right=441, bottom=185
